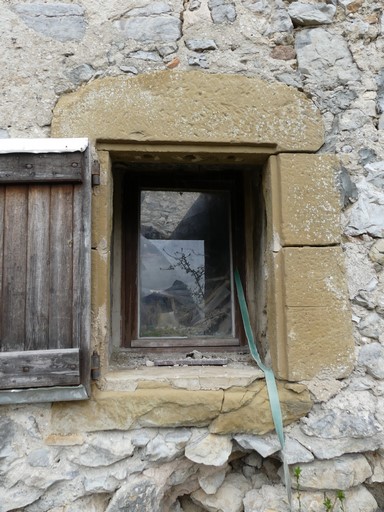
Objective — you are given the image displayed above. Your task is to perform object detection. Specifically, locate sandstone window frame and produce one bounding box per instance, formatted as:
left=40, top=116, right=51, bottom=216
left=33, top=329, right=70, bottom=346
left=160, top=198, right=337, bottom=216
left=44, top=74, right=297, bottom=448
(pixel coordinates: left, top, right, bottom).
left=51, top=71, right=355, bottom=387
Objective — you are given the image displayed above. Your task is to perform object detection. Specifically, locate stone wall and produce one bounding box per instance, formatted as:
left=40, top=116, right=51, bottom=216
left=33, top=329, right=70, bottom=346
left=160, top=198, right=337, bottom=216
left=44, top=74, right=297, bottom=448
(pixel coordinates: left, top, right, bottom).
left=1, top=0, right=384, bottom=511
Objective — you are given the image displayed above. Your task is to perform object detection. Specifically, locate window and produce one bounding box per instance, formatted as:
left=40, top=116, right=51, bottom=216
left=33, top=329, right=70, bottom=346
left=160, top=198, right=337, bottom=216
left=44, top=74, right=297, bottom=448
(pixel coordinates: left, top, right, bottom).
left=112, top=163, right=261, bottom=353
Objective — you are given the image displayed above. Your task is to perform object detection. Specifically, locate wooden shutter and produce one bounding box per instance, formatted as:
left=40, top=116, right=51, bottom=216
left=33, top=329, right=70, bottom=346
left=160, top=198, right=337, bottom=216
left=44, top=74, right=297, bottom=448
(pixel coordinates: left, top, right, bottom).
left=0, top=139, right=91, bottom=402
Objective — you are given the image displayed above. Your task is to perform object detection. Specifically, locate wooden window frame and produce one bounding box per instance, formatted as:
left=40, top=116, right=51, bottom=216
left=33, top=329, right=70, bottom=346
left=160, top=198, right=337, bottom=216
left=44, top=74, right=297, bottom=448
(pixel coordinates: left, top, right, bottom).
left=117, top=163, right=247, bottom=352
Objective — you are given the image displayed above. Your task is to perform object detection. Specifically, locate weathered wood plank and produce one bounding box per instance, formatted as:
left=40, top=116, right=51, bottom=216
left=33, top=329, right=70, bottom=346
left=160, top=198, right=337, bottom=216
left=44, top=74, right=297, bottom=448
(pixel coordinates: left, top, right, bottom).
left=72, top=183, right=83, bottom=351
left=0, top=348, right=80, bottom=389
left=25, top=186, right=50, bottom=350
left=1, top=186, right=28, bottom=351
left=49, top=185, right=73, bottom=349
left=0, top=152, right=83, bottom=183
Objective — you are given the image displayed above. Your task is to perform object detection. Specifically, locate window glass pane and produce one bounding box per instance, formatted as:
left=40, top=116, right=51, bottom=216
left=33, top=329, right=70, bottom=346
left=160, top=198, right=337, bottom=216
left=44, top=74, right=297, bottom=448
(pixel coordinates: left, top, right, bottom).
left=139, top=190, right=233, bottom=338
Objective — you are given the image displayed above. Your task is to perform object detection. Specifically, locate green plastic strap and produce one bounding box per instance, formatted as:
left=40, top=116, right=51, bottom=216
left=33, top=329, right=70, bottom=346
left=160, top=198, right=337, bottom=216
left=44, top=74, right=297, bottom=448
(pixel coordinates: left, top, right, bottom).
left=234, top=269, right=292, bottom=508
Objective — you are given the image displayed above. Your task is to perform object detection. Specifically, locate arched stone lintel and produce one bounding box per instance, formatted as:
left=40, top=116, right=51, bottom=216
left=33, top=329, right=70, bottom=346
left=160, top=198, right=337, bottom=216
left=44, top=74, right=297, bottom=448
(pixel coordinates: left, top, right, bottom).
left=52, top=71, right=324, bottom=153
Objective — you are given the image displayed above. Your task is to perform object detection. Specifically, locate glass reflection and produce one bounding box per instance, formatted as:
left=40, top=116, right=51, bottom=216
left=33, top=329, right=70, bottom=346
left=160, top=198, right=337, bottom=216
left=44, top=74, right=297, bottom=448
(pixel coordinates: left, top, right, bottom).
left=139, top=190, right=233, bottom=338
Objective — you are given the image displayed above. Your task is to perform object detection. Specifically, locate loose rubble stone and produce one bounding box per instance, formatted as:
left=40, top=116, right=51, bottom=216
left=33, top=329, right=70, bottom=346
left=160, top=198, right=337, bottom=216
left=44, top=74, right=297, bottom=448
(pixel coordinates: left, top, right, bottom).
left=124, top=2, right=172, bottom=17
left=339, top=166, right=358, bottom=207
left=276, top=72, right=303, bottom=88
left=67, top=64, right=95, bottom=86
left=282, top=437, right=314, bottom=465
left=144, top=434, right=184, bottom=462
left=191, top=473, right=251, bottom=512
left=292, top=454, right=372, bottom=490
left=344, top=243, right=378, bottom=300
left=301, top=407, right=381, bottom=439
left=376, top=69, right=384, bottom=114
left=305, top=378, right=344, bottom=403
left=185, top=431, right=232, bottom=466
left=157, top=42, right=179, bottom=57
left=358, top=312, right=383, bottom=339
left=295, top=28, right=360, bottom=87
left=1, top=483, right=45, bottom=511
left=242, top=0, right=269, bottom=14
left=188, top=55, right=209, bottom=68
left=244, top=452, right=262, bottom=468
left=185, top=39, right=218, bottom=51
left=27, top=448, right=51, bottom=467
left=128, top=50, right=162, bottom=61
left=346, top=179, right=384, bottom=238
left=244, top=484, right=289, bottom=512
left=359, top=148, right=378, bottom=166
left=119, top=65, right=138, bottom=74
left=265, top=5, right=293, bottom=35
left=353, top=290, right=375, bottom=309
left=270, top=45, right=296, bottom=60
left=245, top=484, right=378, bottom=512
left=339, top=109, right=370, bottom=131
left=208, top=0, right=237, bottom=23
left=189, top=0, right=202, bottom=10
left=366, top=160, right=384, bottom=189
left=359, top=343, right=384, bottom=379
left=165, top=428, right=192, bottom=447
left=68, top=432, right=135, bottom=467
left=12, top=4, right=86, bottom=42
left=105, top=477, right=159, bottom=512
left=234, top=434, right=281, bottom=457
left=290, top=424, right=383, bottom=459
left=369, top=240, right=384, bottom=265
left=366, top=450, right=384, bottom=484
left=116, top=17, right=182, bottom=42
left=197, top=465, right=227, bottom=494
left=288, top=2, right=336, bottom=26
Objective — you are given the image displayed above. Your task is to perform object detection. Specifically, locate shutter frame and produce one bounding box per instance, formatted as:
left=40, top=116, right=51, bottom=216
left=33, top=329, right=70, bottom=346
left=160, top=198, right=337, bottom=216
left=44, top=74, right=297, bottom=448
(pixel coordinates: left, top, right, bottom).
left=0, top=138, right=91, bottom=401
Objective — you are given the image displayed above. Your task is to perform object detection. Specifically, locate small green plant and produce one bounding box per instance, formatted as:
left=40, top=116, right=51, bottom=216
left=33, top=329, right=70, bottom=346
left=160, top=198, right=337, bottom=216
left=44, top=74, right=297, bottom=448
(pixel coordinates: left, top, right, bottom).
left=294, top=466, right=302, bottom=512
left=323, top=490, right=346, bottom=512
left=294, top=467, right=347, bottom=512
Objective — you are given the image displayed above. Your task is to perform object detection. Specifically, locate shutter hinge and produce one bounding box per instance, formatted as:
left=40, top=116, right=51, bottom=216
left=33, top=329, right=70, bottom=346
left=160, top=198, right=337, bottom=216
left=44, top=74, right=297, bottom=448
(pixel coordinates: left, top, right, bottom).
left=91, top=351, right=101, bottom=380
left=91, top=160, right=100, bottom=187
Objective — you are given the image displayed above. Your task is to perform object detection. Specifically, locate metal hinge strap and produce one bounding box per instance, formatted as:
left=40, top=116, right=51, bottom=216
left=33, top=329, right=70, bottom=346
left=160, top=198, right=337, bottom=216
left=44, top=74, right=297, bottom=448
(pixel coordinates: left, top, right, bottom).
left=91, top=160, right=100, bottom=187
left=91, top=351, right=100, bottom=380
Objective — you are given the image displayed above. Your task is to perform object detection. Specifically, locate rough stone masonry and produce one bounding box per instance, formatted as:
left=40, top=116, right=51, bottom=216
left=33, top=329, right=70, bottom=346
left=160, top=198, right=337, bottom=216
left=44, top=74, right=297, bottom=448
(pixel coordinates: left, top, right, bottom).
left=0, top=0, right=384, bottom=511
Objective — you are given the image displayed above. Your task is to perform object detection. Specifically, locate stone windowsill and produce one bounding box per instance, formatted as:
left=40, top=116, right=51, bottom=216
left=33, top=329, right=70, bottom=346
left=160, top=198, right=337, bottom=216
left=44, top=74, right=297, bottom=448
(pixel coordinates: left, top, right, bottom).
left=99, top=365, right=265, bottom=392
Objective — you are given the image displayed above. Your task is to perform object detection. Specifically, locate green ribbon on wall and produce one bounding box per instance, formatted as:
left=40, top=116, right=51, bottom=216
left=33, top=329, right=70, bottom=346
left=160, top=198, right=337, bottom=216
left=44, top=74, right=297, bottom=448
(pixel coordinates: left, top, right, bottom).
left=234, top=269, right=292, bottom=509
